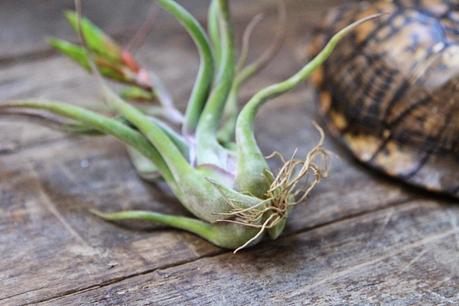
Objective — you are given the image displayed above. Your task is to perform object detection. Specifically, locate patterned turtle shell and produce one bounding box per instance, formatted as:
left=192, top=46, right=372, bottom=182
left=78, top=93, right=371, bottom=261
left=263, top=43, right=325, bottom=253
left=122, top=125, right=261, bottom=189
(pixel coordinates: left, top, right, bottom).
left=315, top=0, right=459, bottom=198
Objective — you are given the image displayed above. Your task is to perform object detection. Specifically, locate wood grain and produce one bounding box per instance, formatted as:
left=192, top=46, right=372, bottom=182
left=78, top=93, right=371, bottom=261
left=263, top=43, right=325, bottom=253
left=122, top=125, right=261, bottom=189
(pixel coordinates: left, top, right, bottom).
left=44, top=201, right=459, bottom=305
left=0, top=0, right=457, bottom=305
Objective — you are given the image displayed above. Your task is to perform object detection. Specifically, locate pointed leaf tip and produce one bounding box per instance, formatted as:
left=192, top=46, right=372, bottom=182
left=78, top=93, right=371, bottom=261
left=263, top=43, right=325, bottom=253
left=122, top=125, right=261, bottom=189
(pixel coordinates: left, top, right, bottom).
left=64, top=10, right=122, bottom=62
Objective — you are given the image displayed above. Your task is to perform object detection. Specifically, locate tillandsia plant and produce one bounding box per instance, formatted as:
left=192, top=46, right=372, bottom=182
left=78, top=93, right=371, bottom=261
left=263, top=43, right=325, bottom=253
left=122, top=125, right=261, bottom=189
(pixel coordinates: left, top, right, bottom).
left=0, top=0, right=377, bottom=252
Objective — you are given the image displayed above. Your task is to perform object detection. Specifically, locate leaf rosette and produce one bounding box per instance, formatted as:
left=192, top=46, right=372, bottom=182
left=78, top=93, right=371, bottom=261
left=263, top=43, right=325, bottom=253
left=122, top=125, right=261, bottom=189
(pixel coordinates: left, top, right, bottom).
left=0, top=0, right=378, bottom=252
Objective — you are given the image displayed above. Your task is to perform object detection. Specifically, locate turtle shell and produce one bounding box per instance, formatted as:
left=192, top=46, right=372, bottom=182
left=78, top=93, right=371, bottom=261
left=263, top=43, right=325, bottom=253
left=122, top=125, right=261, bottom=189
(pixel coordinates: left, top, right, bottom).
left=315, top=0, right=459, bottom=198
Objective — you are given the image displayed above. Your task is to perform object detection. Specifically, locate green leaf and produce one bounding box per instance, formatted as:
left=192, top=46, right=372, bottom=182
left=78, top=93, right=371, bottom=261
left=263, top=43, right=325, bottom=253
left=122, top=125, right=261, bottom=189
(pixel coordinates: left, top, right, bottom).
left=65, top=10, right=122, bottom=63
left=48, top=38, right=91, bottom=70
left=1, top=100, right=175, bottom=186
left=234, top=14, right=381, bottom=197
left=120, top=86, right=156, bottom=101
left=155, top=0, right=214, bottom=134
left=126, top=146, right=161, bottom=181
left=90, top=209, right=261, bottom=250
left=49, top=38, right=133, bottom=84
left=195, top=0, right=235, bottom=166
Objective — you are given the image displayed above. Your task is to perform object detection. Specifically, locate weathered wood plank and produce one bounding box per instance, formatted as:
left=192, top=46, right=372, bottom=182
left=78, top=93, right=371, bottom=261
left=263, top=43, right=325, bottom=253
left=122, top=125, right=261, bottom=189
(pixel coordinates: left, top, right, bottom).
left=0, top=88, right=413, bottom=304
left=0, top=0, right=446, bottom=305
left=42, top=201, right=459, bottom=305
left=0, top=137, right=219, bottom=304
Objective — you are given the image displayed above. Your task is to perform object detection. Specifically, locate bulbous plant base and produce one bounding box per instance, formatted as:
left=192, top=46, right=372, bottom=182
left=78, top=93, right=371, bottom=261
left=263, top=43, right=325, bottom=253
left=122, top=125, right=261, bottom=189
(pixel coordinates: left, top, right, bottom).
left=92, top=126, right=329, bottom=252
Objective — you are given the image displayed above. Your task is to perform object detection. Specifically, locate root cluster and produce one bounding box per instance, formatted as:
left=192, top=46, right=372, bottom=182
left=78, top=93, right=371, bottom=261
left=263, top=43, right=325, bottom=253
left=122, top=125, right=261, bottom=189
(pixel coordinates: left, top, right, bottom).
left=220, top=124, right=331, bottom=252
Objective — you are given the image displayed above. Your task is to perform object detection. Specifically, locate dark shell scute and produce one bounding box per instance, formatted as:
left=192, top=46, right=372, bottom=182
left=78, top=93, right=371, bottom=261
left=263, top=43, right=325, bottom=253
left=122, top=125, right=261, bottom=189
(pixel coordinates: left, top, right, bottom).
left=316, top=0, right=459, bottom=198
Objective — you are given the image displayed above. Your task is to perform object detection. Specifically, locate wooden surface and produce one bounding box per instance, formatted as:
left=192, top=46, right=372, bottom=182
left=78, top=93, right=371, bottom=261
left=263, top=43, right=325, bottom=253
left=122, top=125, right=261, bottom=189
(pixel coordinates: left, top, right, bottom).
left=0, top=1, right=457, bottom=305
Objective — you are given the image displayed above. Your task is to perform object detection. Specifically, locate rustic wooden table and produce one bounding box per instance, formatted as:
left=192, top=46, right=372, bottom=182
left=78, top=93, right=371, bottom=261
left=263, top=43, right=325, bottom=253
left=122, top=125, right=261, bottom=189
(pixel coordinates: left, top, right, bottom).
left=1, top=1, right=458, bottom=305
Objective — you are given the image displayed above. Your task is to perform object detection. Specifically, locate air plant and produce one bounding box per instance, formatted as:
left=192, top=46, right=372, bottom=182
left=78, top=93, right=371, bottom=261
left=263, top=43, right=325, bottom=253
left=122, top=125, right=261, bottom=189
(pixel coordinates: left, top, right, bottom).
left=0, top=0, right=376, bottom=252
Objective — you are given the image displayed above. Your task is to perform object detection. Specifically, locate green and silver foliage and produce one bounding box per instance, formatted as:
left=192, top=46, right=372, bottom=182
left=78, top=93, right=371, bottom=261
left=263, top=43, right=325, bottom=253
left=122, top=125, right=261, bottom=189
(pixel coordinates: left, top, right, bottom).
left=0, top=0, right=376, bottom=252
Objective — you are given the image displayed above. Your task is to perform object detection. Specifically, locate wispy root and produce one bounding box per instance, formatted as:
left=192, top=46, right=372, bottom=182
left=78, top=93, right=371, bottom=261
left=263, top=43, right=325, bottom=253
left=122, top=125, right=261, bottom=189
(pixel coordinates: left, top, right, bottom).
left=219, top=123, right=330, bottom=252
left=267, top=122, right=330, bottom=207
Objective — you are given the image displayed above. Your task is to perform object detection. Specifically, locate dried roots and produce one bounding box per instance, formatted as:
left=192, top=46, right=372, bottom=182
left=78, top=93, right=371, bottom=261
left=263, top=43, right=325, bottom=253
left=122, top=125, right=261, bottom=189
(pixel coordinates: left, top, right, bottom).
left=220, top=123, right=331, bottom=252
